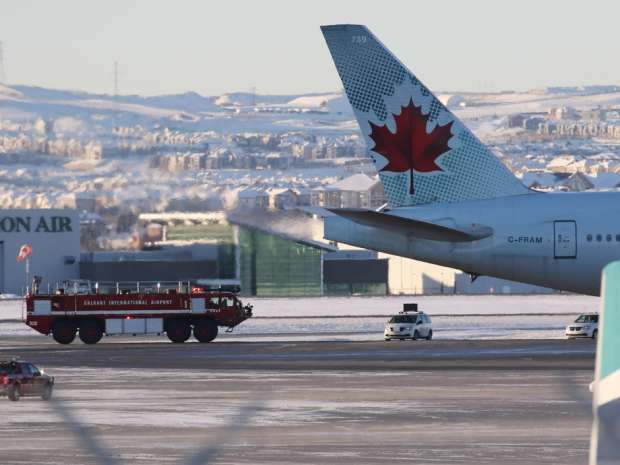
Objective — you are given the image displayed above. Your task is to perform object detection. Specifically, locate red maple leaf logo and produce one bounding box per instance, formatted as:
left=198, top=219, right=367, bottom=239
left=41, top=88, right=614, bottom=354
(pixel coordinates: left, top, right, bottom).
left=369, top=99, right=453, bottom=195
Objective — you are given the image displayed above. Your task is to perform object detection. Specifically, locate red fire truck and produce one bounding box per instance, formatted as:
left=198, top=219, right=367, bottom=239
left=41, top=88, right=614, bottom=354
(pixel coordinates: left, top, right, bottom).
left=24, top=280, right=253, bottom=345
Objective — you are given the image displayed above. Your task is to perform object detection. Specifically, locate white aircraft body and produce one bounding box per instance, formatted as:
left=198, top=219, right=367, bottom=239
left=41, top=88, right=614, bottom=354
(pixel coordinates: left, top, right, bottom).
left=321, top=24, right=618, bottom=296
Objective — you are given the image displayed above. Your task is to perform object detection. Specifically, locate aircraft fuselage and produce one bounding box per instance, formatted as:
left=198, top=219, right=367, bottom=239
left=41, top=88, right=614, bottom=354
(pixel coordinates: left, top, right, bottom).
left=324, top=191, right=619, bottom=295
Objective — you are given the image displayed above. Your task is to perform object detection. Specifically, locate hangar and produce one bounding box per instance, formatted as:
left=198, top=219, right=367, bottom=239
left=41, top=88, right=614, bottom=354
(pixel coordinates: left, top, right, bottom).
left=0, top=209, right=80, bottom=295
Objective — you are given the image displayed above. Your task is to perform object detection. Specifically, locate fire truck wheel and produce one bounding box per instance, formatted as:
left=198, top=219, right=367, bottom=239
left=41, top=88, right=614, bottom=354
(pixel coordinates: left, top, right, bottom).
left=193, top=319, right=218, bottom=343
left=8, top=383, right=21, bottom=401
left=52, top=321, right=77, bottom=345
left=79, top=321, right=103, bottom=345
left=166, top=319, right=191, bottom=343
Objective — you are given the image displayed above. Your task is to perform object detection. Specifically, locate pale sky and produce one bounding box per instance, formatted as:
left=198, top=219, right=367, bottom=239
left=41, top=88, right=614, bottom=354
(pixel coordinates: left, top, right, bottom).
left=2, top=0, right=619, bottom=96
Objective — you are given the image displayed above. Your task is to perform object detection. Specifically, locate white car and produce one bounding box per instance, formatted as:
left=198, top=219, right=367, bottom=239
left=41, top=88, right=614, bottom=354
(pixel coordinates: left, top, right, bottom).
left=565, top=313, right=599, bottom=339
left=384, top=312, right=433, bottom=341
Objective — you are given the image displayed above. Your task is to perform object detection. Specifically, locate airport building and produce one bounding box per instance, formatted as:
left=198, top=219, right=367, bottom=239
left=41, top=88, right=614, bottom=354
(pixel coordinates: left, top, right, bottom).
left=117, top=214, right=547, bottom=297
left=0, top=209, right=550, bottom=297
left=83, top=218, right=389, bottom=297
left=238, top=228, right=388, bottom=297
left=0, top=209, right=80, bottom=294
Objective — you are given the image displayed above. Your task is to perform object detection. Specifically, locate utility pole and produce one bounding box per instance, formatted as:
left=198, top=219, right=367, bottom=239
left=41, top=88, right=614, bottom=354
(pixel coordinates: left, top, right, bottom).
left=0, top=41, right=6, bottom=84
left=113, top=61, right=120, bottom=128
left=113, top=61, right=119, bottom=97
left=250, top=86, right=256, bottom=107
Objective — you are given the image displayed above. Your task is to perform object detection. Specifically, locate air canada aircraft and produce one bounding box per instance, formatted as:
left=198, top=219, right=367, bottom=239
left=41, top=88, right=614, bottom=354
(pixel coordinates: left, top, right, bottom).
left=321, top=24, right=617, bottom=296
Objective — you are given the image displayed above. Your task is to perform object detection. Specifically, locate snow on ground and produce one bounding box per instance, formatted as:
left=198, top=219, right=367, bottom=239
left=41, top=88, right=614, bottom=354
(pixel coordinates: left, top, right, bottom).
left=248, top=294, right=598, bottom=317
left=0, top=295, right=598, bottom=321
left=3, top=368, right=419, bottom=430
left=0, top=295, right=598, bottom=341
left=456, top=90, right=620, bottom=119
left=0, top=84, right=25, bottom=100
left=285, top=93, right=353, bottom=115
left=0, top=364, right=591, bottom=464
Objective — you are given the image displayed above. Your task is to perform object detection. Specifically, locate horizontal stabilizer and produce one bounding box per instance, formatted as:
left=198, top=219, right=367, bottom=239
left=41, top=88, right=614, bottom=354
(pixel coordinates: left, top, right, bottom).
left=226, top=213, right=338, bottom=252
left=327, top=208, right=493, bottom=242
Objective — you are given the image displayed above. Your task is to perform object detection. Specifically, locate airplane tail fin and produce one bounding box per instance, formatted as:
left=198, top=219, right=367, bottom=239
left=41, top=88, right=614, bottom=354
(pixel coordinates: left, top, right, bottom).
left=321, top=24, right=530, bottom=207
left=590, top=261, right=620, bottom=464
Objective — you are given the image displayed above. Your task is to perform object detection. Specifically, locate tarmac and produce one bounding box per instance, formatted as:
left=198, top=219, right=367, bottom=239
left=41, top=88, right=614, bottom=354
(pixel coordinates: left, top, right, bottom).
left=0, top=337, right=596, bottom=465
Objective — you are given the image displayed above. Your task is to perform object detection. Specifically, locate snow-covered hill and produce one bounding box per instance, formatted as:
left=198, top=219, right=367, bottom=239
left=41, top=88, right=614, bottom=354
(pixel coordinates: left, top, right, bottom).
left=0, top=85, right=353, bottom=130
left=456, top=89, right=620, bottom=119
left=3, top=82, right=620, bottom=130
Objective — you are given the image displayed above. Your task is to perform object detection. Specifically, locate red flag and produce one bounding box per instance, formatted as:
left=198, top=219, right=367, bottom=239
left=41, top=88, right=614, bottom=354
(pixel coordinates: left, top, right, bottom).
left=16, top=244, right=32, bottom=262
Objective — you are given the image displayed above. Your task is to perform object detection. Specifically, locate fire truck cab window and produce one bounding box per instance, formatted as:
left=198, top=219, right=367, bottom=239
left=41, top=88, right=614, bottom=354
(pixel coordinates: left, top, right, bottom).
left=207, top=297, right=220, bottom=309
left=222, top=297, right=234, bottom=308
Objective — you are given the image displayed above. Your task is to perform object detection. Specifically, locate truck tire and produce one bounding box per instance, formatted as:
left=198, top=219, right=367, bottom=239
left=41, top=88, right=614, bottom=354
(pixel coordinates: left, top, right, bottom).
left=166, top=319, right=191, bottom=343
left=426, top=329, right=433, bottom=341
left=412, top=330, right=419, bottom=341
left=41, top=383, right=53, bottom=401
left=193, top=319, right=218, bottom=343
left=52, top=321, right=77, bottom=345
left=79, top=320, right=103, bottom=345
left=8, top=383, right=21, bottom=401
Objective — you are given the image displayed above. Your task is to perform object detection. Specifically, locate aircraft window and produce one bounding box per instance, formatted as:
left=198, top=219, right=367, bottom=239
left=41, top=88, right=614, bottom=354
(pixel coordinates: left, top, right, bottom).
left=616, top=234, right=620, bottom=242
left=587, top=234, right=593, bottom=242
left=607, top=234, right=612, bottom=242
left=596, top=234, right=602, bottom=242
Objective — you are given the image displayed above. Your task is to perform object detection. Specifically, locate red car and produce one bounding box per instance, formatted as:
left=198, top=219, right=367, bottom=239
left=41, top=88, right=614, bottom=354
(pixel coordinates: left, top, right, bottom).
left=0, top=360, right=54, bottom=401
